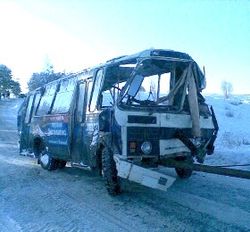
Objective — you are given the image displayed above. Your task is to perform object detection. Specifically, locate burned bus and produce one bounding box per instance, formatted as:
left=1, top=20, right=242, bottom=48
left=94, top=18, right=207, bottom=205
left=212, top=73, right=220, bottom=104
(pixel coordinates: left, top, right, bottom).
left=18, top=49, right=218, bottom=195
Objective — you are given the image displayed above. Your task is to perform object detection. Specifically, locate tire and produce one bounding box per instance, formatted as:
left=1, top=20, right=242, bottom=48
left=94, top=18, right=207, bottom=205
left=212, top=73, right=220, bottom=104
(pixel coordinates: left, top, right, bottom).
left=102, top=147, right=121, bottom=195
left=57, top=160, right=67, bottom=169
left=34, top=147, right=40, bottom=159
left=175, top=156, right=193, bottom=179
left=33, top=138, right=43, bottom=158
left=39, top=151, right=58, bottom=171
left=91, top=153, right=102, bottom=176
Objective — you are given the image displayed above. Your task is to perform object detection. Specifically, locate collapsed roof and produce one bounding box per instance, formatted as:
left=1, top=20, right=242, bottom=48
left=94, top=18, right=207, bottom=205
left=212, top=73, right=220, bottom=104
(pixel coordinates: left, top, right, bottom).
left=102, top=49, right=206, bottom=91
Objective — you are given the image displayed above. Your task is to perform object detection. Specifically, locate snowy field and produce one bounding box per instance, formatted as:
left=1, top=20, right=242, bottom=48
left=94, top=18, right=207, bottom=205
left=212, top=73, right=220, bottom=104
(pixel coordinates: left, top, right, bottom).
left=205, top=94, right=250, bottom=167
left=0, top=96, right=250, bottom=232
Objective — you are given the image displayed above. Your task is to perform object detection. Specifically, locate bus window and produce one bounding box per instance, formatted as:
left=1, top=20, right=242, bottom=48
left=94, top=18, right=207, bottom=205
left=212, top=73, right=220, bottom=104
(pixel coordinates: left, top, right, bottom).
left=101, top=90, right=113, bottom=107
left=51, top=78, right=76, bottom=114
left=36, top=84, right=57, bottom=116
left=32, top=92, right=41, bottom=116
left=25, top=94, right=35, bottom=123
left=101, top=81, right=125, bottom=107
left=87, top=81, right=93, bottom=112
left=89, top=69, right=104, bottom=112
left=76, top=82, right=86, bottom=122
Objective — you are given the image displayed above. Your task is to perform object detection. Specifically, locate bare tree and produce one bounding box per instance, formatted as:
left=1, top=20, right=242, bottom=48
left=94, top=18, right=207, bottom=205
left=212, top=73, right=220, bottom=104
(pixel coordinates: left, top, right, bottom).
left=221, top=81, right=233, bottom=99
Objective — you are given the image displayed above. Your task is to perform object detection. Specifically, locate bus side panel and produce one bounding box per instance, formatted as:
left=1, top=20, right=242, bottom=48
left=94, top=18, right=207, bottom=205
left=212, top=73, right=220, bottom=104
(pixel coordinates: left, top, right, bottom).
left=32, top=114, right=71, bottom=160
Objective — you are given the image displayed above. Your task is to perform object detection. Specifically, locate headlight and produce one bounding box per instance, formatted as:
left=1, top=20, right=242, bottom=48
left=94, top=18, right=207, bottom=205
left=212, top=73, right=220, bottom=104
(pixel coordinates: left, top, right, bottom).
left=141, top=141, right=152, bottom=155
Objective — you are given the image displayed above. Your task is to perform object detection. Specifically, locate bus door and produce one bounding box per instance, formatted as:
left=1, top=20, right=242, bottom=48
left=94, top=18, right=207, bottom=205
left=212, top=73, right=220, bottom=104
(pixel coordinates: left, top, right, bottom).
left=71, top=81, right=89, bottom=164
left=20, top=91, right=41, bottom=153
left=20, top=94, right=34, bottom=152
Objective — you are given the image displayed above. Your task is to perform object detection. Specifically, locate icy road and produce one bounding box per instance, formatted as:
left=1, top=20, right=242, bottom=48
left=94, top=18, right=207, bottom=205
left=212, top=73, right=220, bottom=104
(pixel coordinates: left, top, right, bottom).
left=0, top=98, right=250, bottom=232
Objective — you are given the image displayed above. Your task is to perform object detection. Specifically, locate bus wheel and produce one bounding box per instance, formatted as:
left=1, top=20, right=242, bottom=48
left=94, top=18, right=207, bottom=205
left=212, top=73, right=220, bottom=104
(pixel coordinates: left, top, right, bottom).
left=102, top=147, right=121, bottom=195
left=39, top=151, right=58, bottom=171
left=57, top=160, right=67, bottom=169
left=175, top=156, right=193, bottom=179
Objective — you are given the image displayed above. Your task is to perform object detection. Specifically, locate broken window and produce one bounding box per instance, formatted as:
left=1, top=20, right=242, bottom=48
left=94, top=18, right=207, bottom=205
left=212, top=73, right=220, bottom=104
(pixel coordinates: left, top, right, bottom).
left=131, top=72, right=171, bottom=105
left=101, top=81, right=126, bottom=108
left=119, top=59, right=181, bottom=107
left=90, top=69, right=104, bottom=112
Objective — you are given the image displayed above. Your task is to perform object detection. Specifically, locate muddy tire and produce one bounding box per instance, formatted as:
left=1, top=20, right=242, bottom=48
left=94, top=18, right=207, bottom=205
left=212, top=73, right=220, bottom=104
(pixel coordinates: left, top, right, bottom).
left=102, top=147, right=121, bottom=195
left=175, top=156, right=193, bottom=179
left=33, top=138, right=43, bottom=158
left=91, top=153, right=102, bottom=176
left=39, top=151, right=58, bottom=171
left=57, top=160, right=67, bottom=169
left=34, top=148, right=41, bottom=161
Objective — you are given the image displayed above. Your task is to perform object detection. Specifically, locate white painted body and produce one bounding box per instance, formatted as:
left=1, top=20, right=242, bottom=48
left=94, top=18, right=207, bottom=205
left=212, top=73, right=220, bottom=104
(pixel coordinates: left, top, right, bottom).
left=114, top=106, right=214, bottom=157
left=114, top=156, right=176, bottom=192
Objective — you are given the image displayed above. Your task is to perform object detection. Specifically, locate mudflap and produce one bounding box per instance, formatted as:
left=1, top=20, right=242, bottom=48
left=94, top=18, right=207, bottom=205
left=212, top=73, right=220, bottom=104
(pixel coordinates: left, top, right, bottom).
left=114, top=157, right=176, bottom=192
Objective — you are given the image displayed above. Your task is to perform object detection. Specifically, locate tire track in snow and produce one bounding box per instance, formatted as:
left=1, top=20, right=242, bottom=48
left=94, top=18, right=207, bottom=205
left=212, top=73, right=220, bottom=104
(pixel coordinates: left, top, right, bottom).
left=35, top=177, right=139, bottom=232
left=1, top=152, right=248, bottom=232
left=0, top=212, right=23, bottom=232
left=1, top=167, right=137, bottom=232
left=0, top=196, right=23, bottom=232
left=166, top=191, right=250, bottom=230
left=0, top=129, right=17, bottom=133
left=0, top=217, right=22, bottom=232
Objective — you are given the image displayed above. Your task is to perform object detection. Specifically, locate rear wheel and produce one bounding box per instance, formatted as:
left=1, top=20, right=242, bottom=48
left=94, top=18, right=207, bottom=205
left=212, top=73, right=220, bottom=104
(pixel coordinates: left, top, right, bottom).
left=102, top=147, right=121, bottom=195
left=175, top=156, right=193, bottom=179
left=39, top=151, right=58, bottom=171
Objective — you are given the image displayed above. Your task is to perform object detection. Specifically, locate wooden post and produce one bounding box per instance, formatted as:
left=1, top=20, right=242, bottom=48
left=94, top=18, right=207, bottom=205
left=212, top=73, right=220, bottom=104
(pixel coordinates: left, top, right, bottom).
left=187, top=65, right=201, bottom=138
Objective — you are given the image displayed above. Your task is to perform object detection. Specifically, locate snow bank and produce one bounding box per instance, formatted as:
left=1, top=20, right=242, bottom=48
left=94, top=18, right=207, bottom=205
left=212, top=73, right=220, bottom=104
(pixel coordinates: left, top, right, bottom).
left=205, top=94, right=250, bottom=166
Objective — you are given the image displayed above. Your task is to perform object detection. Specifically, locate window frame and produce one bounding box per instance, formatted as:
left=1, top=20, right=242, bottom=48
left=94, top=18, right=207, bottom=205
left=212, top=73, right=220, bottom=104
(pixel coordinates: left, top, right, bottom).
left=50, top=78, right=77, bottom=115
left=25, top=94, right=35, bottom=123
left=32, top=91, right=42, bottom=116
left=89, top=69, right=104, bottom=112
left=76, top=81, right=87, bottom=123
left=35, top=83, right=58, bottom=116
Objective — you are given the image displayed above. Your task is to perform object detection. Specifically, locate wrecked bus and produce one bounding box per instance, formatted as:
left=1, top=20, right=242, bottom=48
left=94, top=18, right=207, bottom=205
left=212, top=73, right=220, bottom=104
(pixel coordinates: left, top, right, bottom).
left=18, top=49, right=218, bottom=195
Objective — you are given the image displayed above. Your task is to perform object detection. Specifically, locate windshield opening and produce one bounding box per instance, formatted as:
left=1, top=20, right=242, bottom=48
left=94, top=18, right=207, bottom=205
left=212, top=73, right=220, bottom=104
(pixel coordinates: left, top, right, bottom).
left=128, top=72, right=171, bottom=105
left=100, top=81, right=126, bottom=107
left=119, top=58, right=192, bottom=110
left=98, top=57, right=205, bottom=111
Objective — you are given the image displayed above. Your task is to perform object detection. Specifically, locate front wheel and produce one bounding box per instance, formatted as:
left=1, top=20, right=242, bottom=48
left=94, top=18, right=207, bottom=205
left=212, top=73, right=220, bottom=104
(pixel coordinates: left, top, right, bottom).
left=175, top=156, right=193, bottom=179
left=39, top=151, right=58, bottom=171
left=57, top=160, right=67, bottom=169
left=102, top=147, right=121, bottom=195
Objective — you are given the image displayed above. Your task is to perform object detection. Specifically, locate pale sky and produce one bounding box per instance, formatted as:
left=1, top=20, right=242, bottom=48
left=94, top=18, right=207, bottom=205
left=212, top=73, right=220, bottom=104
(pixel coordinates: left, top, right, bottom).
left=0, top=0, right=249, bottom=94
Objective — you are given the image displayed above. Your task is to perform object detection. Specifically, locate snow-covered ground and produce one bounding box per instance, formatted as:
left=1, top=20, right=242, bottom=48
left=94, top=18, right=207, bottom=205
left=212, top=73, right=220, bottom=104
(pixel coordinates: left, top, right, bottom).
left=205, top=94, right=250, bottom=167
left=0, top=96, right=250, bottom=232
